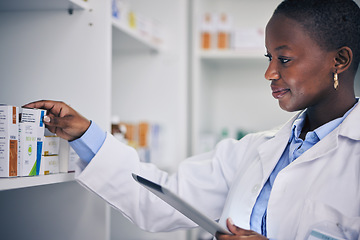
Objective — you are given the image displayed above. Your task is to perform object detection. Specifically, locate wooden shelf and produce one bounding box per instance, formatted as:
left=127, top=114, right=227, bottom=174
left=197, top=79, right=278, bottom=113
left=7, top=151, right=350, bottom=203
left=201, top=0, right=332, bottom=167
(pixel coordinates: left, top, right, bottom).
left=0, top=173, right=75, bottom=191
left=112, top=18, right=163, bottom=53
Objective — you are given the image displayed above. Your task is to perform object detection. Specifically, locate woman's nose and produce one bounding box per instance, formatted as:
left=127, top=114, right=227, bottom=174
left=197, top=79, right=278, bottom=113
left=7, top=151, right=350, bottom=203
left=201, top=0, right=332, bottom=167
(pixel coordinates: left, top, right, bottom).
left=264, top=61, right=280, bottom=81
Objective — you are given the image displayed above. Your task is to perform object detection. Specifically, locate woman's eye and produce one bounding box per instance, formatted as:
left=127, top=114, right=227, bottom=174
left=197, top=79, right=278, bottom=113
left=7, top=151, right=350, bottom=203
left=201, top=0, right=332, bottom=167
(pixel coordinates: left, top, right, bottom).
left=279, top=58, right=290, bottom=64
left=264, top=54, right=272, bottom=61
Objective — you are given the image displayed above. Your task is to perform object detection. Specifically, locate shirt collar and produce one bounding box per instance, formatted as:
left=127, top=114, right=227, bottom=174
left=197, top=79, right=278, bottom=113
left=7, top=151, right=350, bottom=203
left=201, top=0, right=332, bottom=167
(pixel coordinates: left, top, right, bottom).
left=289, top=98, right=359, bottom=142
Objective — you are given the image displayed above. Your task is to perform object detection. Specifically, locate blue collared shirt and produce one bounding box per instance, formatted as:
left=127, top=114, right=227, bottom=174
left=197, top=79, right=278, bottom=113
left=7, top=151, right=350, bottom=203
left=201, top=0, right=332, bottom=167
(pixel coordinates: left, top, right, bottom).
left=250, top=99, right=359, bottom=236
left=69, top=121, right=106, bottom=163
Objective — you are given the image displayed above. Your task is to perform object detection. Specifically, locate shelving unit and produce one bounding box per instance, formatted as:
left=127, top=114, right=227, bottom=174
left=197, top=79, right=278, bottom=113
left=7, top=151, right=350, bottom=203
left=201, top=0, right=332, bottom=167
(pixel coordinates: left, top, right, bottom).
left=70, top=0, right=90, bottom=10
left=0, top=173, right=75, bottom=191
left=110, top=1, right=189, bottom=239
left=0, top=0, right=89, bottom=11
left=0, top=0, right=111, bottom=239
left=112, top=18, right=163, bottom=52
left=190, top=0, right=294, bottom=154
left=199, top=50, right=266, bottom=60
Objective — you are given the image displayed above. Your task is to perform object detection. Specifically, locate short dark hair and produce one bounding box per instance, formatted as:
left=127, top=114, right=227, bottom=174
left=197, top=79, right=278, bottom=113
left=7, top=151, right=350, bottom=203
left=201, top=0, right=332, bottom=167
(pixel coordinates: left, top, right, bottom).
left=273, top=0, right=360, bottom=72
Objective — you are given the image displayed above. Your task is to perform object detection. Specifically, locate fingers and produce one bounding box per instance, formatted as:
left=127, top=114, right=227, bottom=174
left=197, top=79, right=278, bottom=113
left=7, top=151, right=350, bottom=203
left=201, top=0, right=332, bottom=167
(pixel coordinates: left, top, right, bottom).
left=215, top=218, right=268, bottom=240
left=23, top=100, right=64, bottom=112
left=23, top=100, right=91, bottom=141
left=226, top=218, right=248, bottom=235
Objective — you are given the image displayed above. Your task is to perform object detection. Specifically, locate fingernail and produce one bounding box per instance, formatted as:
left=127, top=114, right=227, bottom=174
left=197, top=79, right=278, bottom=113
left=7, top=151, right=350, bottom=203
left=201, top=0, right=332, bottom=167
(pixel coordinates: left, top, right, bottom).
left=228, top=218, right=234, bottom=225
left=43, top=115, right=51, bottom=123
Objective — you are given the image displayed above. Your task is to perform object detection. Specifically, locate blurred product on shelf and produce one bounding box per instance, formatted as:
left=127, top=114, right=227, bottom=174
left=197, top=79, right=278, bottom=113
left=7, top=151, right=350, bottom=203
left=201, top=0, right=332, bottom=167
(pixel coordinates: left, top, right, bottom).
left=112, top=0, right=164, bottom=45
left=200, top=13, right=214, bottom=49
left=216, top=13, right=232, bottom=49
left=111, top=116, right=163, bottom=164
left=199, top=127, right=249, bottom=154
left=200, top=11, right=264, bottom=52
left=231, top=28, right=264, bottom=51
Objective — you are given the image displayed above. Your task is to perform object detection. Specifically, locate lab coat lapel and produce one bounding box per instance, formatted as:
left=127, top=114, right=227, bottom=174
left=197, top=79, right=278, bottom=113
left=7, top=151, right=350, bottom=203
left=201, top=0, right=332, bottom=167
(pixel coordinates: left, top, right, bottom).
left=257, top=115, right=298, bottom=182
left=293, top=101, right=360, bottom=164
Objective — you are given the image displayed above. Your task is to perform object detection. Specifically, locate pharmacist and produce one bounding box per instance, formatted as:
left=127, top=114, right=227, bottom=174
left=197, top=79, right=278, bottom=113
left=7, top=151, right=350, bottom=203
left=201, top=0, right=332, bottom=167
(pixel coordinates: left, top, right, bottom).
left=24, top=0, right=360, bottom=239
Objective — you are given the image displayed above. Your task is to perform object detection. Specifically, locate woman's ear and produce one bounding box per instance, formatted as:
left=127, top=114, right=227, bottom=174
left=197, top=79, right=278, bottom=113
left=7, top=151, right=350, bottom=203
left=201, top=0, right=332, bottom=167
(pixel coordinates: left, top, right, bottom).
left=334, top=46, right=353, bottom=74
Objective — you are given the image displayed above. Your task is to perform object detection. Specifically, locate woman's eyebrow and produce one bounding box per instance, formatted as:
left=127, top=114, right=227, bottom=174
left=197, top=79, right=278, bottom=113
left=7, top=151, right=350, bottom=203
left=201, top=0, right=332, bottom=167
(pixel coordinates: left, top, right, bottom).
left=275, top=45, right=291, bottom=51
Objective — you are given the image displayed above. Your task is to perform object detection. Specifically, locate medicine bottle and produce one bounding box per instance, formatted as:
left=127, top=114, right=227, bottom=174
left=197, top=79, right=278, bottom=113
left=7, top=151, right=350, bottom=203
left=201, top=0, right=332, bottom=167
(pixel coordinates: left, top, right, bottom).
left=200, top=13, right=213, bottom=49
left=217, top=13, right=231, bottom=49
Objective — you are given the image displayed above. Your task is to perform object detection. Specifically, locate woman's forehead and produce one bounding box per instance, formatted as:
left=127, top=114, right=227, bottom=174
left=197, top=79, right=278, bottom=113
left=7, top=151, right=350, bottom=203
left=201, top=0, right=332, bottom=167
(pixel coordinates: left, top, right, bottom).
left=265, top=14, right=318, bottom=52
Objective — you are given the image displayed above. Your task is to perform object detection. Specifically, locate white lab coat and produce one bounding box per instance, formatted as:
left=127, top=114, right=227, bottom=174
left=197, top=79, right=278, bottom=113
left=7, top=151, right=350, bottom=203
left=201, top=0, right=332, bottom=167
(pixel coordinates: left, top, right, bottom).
left=76, top=104, right=360, bottom=240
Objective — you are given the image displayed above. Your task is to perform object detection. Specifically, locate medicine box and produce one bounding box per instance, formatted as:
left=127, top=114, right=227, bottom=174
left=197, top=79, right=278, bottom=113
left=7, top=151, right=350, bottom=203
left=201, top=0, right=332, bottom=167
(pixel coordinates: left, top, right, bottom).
left=20, top=108, right=46, bottom=175
left=18, top=122, right=37, bottom=176
left=0, top=105, right=19, bottom=177
left=40, top=155, right=59, bottom=175
left=19, top=108, right=46, bottom=176
left=42, top=136, right=60, bottom=156
left=59, top=138, right=78, bottom=173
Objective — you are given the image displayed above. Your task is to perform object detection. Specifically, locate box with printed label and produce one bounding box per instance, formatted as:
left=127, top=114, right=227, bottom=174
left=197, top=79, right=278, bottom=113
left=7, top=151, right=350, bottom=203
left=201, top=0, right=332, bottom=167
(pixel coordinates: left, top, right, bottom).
left=0, top=105, right=19, bottom=177
left=18, top=122, right=37, bottom=176
left=42, top=136, right=60, bottom=156
left=20, top=108, right=46, bottom=175
left=40, top=155, right=59, bottom=175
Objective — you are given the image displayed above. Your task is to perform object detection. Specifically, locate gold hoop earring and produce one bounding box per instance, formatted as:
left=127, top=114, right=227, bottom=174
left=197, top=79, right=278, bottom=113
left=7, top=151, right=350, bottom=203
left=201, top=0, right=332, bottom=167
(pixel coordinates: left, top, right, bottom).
left=334, top=71, right=339, bottom=90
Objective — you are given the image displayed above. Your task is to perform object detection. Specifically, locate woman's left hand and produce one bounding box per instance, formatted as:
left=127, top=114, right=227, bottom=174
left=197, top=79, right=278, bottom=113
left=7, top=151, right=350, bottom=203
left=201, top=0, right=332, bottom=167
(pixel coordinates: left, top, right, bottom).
left=215, top=218, right=269, bottom=240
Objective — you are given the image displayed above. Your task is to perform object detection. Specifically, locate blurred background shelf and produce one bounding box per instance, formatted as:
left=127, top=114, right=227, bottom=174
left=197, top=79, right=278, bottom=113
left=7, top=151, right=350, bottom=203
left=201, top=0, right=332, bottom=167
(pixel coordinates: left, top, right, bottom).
left=112, top=18, right=163, bottom=53
left=0, top=0, right=89, bottom=11
left=199, top=49, right=265, bottom=60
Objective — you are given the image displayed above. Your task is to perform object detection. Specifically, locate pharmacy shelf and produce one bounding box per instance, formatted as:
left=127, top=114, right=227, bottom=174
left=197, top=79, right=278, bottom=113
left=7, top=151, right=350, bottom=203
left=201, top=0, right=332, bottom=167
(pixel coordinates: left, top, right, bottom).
left=0, top=173, right=75, bottom=191
left=70, top=0, right=89, bottom=10
left=199, top=49, right=266, bottom=60
left=112, top=18, right=162, bottom=53
left=0, top=0, right=89, bottom=11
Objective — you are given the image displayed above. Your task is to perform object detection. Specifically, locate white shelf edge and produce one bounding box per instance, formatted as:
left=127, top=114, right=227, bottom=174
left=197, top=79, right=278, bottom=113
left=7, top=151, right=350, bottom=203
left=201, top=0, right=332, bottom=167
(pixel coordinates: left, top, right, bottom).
left=199, top=50, right=266, bottom=60
left=0, top=173, right=75, bottom=191
left=111, top=18, right=163, bottom=53
left=69, top=0, right=90, bottom=10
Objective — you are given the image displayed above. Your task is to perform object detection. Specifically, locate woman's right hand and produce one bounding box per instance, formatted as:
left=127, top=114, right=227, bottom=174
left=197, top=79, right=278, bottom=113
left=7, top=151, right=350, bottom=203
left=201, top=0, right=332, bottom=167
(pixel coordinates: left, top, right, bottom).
left=23, top=100, right=91, bottom=141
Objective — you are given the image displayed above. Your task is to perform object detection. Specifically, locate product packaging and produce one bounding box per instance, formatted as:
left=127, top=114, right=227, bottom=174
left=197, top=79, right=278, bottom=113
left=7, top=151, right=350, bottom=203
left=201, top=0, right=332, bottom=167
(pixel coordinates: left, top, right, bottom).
left=200, top=13, right=214, bottom=49
left=231, top=28, right=264, bottom=51
left=40, top=155, right=59, bottom=175
left=42, top=136, right=60, bottom=156
left=59, top=138, right=78, bottom=173
left=0, top=105, right=19, bottom=177
left=19, top=108, right=46, bottom=176
left=215, top=13, right=233, bottom=49
left=18, top=121, right=37, bottom=176
left=39, top=135, right=60, bottom=175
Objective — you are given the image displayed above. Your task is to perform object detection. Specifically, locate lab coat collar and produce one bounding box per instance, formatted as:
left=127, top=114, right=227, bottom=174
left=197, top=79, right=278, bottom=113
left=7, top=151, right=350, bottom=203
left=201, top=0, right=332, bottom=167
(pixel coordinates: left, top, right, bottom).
left=338, top=99, right=360, bottom=141
left=257, top=112, right=300, bottom=182
left=256, top=100, right=360, bottom=179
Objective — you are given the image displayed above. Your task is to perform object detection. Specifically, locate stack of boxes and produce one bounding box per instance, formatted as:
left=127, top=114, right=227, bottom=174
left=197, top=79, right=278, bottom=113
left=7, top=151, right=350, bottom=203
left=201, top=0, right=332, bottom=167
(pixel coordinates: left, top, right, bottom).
left=0, top=104, right=78, bottom=178
left=41, top=134, right=60, bottom=175
left=0, top=106, right=19, bottom=177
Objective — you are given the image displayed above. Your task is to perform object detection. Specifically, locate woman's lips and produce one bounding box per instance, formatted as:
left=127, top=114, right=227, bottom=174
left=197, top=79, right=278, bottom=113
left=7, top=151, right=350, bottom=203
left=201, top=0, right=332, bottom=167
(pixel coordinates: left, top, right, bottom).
left=271, top=87, right=290, bottom=99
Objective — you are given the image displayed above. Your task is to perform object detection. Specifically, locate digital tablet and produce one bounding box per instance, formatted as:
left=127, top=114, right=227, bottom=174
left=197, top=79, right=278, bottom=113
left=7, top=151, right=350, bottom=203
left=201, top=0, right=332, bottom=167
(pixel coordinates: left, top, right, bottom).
left=132, top=173, right=231, bottom=236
